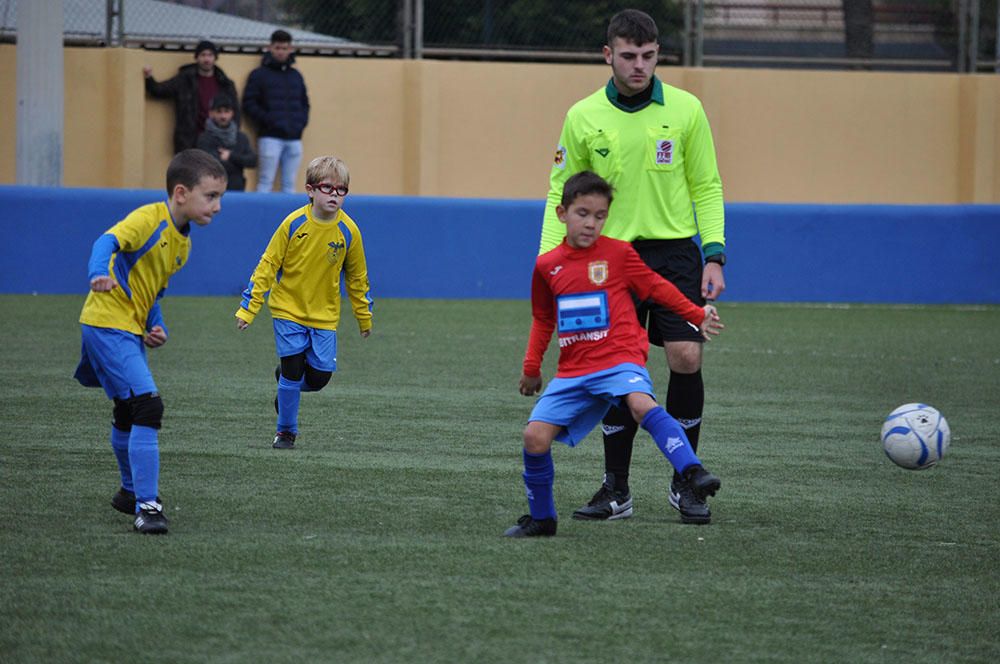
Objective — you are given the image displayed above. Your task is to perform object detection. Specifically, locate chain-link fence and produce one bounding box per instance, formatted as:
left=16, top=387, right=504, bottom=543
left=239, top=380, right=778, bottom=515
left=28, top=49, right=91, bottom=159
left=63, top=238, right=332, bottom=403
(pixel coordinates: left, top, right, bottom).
left=693, top=0, right=997, bottom=71
left=1, top=0, right=997, bottom=71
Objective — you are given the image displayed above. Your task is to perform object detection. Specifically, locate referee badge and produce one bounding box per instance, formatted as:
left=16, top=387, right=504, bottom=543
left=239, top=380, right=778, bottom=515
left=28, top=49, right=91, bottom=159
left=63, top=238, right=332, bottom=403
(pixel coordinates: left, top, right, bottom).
left=553, top=145, right=567, bottom=169
left=655, top=139, right=674, bottom=165
left=588, top=260, right=608, bottom=286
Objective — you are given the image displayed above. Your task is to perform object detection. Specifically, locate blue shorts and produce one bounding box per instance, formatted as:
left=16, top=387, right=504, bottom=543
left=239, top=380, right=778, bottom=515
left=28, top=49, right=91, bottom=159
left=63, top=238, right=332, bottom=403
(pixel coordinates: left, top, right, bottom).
left=75, top=325, right=158, bottom=400
left=528, top=363, right=655, bottom=446
left=273, top=318, right=338, bottom=372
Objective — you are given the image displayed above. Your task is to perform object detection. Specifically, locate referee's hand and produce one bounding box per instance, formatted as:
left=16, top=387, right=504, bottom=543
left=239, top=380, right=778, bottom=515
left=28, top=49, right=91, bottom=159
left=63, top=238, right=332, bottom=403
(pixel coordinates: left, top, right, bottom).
left=702, top=262, right=725, bottom=300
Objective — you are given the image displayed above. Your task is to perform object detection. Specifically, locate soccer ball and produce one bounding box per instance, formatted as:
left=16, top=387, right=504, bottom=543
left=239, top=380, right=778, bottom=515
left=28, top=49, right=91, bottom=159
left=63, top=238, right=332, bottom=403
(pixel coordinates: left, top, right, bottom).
left=880, top=403, right=951, bottom=470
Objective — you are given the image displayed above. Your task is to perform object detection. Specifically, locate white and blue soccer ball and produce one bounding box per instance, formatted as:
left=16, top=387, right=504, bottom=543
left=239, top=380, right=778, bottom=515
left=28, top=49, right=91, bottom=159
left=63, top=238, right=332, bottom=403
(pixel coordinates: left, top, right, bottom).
left=880, top=403, right=951, bottom=470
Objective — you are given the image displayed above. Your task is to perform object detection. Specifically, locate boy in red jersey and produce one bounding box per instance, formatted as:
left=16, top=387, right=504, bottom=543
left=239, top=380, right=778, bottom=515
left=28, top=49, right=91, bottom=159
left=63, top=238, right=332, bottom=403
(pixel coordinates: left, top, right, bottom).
left=505, top=171, right=724, bottom=537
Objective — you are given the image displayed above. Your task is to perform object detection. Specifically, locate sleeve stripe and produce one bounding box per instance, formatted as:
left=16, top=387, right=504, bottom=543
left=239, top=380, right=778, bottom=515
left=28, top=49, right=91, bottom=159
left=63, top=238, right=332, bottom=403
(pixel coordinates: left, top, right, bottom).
left=338, top=220, right=353, bottom=250
left=287, top=214, right=308, bottom=239
left=113, top=220, right=168, bottom=301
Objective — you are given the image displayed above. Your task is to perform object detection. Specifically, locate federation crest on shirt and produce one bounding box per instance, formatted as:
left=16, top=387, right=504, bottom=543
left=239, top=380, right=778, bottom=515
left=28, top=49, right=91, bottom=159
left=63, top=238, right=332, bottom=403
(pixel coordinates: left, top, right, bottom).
left=655, top=139, right=674, bottom=165
left=588, top=260, right=608, bottom=285
left=327, top=240, right=345, bottom=264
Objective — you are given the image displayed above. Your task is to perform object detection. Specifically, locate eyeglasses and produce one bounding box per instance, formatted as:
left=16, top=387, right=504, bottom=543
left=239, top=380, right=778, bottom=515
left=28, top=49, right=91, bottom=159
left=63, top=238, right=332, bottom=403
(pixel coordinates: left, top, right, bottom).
left=311, top=183, right=349, bottom=196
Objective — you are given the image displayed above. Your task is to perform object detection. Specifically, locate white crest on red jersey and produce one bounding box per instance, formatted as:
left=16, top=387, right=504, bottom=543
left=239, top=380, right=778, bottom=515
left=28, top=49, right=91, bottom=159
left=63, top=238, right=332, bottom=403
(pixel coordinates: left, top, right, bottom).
left=588, top=260, right=608, bottom=285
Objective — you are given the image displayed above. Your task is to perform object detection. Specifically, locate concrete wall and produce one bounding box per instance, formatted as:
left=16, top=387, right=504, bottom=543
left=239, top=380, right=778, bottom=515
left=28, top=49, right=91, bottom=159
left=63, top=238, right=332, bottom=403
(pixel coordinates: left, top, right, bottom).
left=1, top=45, right=998, bottom=203
left=2, top=186, right=997, bottom=304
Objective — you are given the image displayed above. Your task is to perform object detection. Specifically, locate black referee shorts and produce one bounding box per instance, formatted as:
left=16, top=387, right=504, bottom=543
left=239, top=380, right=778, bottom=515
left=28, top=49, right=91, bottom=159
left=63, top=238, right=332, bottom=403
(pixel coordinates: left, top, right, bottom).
left=632, top=238, right=705, bottom=347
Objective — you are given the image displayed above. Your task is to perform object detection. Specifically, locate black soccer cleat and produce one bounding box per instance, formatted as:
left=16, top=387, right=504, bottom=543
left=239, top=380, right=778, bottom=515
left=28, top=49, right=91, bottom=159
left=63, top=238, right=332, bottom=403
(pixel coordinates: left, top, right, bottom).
left=133, top=501, right=169, bottom=534
left=683, top=464, right=721, bottom=500
left=572, top=482, right=633, bottom=521
left=112, top=488, right=163, bottom=516
left=669, top=478, right=712, bottom=525
left=504, top=514, right=557, bottom=538
left=272, top=431, right=296, bottom=449
left=111, top=487, right=136, bottom=515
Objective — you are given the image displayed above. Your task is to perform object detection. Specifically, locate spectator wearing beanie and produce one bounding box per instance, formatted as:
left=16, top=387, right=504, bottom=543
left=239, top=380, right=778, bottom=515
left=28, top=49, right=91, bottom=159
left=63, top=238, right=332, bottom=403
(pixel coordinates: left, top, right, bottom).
left=143, top=39, right=240, bottom=154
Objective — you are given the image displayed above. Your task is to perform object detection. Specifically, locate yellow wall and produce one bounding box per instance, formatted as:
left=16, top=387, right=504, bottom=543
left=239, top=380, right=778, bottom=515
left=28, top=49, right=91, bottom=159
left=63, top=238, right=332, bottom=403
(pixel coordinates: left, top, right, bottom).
left=1, top=44, right=998, bottom=203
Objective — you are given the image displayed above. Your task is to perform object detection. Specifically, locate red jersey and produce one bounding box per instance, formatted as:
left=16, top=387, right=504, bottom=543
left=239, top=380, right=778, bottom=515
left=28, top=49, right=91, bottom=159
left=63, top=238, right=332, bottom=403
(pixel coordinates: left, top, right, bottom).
left=523, top=237, right=705, bottom=378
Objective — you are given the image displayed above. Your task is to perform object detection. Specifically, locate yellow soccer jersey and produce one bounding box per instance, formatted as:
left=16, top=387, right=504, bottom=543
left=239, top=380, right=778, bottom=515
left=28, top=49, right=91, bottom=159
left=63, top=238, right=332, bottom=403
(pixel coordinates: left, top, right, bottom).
left=79, top=202, right=191, bottom=336
left=237, top=204, right=373, bottom=332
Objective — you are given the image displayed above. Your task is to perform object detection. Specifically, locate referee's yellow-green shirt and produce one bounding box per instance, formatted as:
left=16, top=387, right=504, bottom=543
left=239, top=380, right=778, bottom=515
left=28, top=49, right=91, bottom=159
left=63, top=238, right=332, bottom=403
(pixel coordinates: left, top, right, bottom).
left=541, top=77, right=725, bottom=258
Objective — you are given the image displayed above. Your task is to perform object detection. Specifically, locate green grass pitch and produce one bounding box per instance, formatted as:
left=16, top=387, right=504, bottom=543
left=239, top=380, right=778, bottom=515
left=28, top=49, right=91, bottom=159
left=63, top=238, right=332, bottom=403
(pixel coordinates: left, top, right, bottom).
left=1, top=295, right=998, bottom=663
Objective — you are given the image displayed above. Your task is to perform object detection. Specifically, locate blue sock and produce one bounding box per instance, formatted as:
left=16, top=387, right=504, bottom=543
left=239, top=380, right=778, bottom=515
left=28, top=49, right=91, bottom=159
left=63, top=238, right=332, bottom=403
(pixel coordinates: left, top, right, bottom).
left=522, top=449, right=556, bottom=521
left=276, top=375, right=303, bottom=434
left=127, top=425, right=160, bottom=509
left=641, top=407, right=701, bottom=475
left=110, top=426, right=133, bottom=492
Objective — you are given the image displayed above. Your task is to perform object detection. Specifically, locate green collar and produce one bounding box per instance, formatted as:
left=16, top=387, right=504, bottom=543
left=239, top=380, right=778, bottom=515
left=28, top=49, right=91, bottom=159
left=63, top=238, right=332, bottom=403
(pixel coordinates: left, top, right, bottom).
left=604, top=76, right=664, bottom=112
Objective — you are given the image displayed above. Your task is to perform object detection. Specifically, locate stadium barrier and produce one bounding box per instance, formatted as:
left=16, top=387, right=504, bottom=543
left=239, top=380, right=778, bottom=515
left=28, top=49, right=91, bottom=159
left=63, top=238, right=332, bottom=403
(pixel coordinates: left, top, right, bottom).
left=1, top=186, right=997, bottom=304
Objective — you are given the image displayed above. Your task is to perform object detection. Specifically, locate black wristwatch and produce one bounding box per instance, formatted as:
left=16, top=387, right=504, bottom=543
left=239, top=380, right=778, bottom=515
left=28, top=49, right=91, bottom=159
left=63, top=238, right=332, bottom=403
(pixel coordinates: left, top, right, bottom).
left=705, top=253, right=726, bottom=266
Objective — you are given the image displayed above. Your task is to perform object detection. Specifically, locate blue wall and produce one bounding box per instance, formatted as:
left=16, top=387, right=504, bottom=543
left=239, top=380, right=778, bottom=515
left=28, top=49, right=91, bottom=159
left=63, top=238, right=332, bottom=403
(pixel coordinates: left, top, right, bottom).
left=1, top=186, right=997, bottom=304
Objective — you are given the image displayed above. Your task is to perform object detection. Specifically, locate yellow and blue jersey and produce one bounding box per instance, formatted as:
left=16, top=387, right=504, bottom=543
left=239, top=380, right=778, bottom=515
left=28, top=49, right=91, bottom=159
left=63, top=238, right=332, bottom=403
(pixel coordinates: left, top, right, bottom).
left=237, top=204, right=373, bottom=332
left=79, top=202, right=190, bottom=336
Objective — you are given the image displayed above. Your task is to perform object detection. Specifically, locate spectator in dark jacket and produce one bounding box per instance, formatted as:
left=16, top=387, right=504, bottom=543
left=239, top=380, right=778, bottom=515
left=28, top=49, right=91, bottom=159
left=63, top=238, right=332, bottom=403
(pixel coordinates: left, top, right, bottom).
left=197, top=94, right=257, bottom=192
left=144, top=40, right=239, bottom=154
left=242, top=30, right=310, bottom=193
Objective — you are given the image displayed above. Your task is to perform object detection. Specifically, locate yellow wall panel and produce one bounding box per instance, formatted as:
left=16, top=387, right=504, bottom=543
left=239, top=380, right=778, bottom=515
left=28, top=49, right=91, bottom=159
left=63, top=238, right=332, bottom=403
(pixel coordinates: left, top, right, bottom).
left=0, top=45, right=997, bottom=203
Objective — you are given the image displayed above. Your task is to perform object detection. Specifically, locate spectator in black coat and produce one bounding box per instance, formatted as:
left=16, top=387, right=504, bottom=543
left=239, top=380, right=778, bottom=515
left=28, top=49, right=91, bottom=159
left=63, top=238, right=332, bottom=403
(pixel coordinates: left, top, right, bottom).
left=197, top=94, right=257, bottom=192
left=242, top=30, right=310, bottom=193
left=144, top=40, right=239, bottom=154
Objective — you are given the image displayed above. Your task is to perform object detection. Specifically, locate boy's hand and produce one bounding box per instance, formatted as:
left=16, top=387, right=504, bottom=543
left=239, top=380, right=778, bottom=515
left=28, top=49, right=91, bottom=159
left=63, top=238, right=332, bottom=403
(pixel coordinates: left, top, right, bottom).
left=143, top=326, right=167, bottom=348
left=142, top=65, right=153, bottom=78
left=699, top=304, right=724, bottom=341
left=236, top=316, right=249, bottom=330
left=360, top=329, right=372, bottom=338
left=90, top=276, right=118, bottom=292
left=519, top=373, right=542, bottom=396
left=218, top=147, right=231, bottom=162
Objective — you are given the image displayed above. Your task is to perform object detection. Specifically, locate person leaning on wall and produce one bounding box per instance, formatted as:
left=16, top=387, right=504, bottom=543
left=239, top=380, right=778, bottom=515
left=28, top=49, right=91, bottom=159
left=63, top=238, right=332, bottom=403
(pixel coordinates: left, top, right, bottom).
left=143, top=40, right=240, bottom=155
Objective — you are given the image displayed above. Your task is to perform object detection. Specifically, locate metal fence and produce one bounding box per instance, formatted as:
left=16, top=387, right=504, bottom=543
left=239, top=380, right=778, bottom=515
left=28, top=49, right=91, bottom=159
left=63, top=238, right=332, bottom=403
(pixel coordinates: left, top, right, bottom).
left=1, top=0, right=997, bottom=71
left=690, top=0, right=998, bottom=72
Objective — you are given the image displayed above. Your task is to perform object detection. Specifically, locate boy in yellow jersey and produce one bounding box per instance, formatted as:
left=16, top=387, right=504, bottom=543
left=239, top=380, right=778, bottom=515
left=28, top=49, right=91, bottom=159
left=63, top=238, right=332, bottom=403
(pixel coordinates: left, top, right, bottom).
left=236, top=156, right=373, bottom=449
left=74, top=149, right=227, bottom=535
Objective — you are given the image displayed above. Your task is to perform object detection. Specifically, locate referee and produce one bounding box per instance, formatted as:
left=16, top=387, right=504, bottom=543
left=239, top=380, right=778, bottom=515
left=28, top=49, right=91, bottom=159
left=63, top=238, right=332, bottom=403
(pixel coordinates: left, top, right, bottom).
left=538, top=8, right=727, bottom=525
